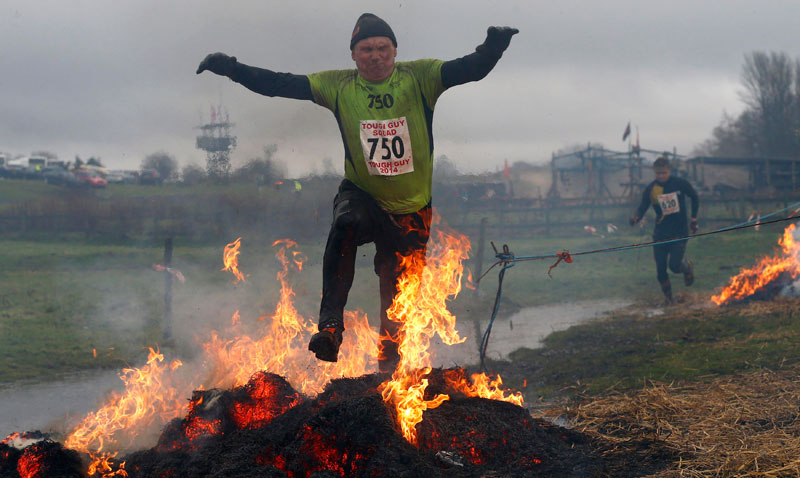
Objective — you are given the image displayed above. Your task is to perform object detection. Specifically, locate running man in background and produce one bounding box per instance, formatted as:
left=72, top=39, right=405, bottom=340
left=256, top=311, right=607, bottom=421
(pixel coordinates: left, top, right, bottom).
left=630, top=155, right=699, bottom=304
left=197, top=13, right=518, bottom=371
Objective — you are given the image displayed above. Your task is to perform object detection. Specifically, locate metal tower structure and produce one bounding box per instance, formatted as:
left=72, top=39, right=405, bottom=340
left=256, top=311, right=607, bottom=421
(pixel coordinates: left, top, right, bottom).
left=196, top=105, right=237, bottom=180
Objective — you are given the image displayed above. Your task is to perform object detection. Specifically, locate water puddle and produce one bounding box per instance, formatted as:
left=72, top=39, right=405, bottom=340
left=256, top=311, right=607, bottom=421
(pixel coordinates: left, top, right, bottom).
left=431, top=299, right=631, bottom=367
left=0, top=370, right=124, bottom=438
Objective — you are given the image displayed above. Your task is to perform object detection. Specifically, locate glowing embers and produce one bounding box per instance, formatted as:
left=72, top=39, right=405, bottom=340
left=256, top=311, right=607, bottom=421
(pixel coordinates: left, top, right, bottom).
left=231, top=372, right=302, bottom=430
left=1, top=370, right=601, bottom=477
left=712, top=224, right=800, bottom=305
left=5, top=440, right=83, bottom=478
left=418, top=396, right=545, bottom=472
left=157, top=372, right=302, bottom=451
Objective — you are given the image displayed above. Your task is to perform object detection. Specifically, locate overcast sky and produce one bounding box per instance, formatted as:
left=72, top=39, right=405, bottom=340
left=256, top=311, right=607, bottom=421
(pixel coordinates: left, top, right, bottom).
left=1, top=0, right=798, bottom=176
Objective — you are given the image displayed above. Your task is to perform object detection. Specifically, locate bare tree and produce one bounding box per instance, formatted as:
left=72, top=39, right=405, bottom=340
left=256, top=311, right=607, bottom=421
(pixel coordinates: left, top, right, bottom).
left=86, top=157, right=104, bottom=167
left=311, top=156, right=340, bottom=178
left=231, top=144, right=287, bottom=185
left=696, top=51, right=799, bottom=158
left=181, top=163, right=206, bottom=185
left=142, top=151, right=178, bottom=182
left=433, top=154, right=459, bottom=178
left=739, top=51, right=799, bottom=157
left=692, top=111, right=760, bottom=157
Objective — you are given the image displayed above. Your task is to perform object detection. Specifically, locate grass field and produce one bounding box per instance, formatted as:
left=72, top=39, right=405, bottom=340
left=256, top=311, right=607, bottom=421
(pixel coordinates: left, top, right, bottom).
left=2, top=176, right=797, bottom=388
left=493, top=298, right=800, bottom=400
left=0, top=212, right=791, bottom=385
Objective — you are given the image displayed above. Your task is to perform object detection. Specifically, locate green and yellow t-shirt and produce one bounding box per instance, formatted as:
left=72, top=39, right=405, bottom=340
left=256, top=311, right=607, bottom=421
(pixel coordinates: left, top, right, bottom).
left=307, top=60, right=445, bottom=214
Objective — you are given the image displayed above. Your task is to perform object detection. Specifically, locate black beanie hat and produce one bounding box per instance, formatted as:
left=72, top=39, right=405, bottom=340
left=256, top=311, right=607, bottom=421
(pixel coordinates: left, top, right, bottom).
left=350, top=13, right=397, bottom=50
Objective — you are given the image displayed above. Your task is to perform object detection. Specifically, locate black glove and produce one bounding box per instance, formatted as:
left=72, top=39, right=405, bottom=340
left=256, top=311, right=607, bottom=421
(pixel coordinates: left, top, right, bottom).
left=629, top=215, right=639, bottom=226
left=690, top=218, right=698, bottom=234
left=479, top=26, right=519, bottom=55
left=196, top=52, right=237, bottom=77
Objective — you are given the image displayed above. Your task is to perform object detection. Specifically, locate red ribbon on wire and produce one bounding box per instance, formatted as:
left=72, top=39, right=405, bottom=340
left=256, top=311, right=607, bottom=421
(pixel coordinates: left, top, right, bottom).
left=547, top=250, right=573, bottom=278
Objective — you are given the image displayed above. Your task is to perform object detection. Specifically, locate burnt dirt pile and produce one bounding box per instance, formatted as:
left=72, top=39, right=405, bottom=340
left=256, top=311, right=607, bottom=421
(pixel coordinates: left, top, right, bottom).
left=126, top=369, right=601, bottom=477
left=0, top=369, right=671, bottom=477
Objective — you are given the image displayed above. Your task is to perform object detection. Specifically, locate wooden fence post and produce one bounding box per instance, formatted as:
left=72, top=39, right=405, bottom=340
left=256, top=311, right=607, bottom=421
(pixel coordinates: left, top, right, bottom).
left=473, top=217, right=487, bottom=296
left=163, top=237, right=173, bottom=341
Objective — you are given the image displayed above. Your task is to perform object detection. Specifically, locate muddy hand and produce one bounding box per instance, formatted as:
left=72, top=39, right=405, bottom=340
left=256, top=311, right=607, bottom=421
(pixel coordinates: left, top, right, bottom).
left=485, top=26, right=519, bottom=52
left=196, top=52, right=237, bottom=76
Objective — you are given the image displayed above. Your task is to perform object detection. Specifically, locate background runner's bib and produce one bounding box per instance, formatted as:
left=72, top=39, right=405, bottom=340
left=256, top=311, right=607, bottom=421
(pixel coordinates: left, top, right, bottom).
left=360, top=117, right=414, bottom=176
left=658, top=192, right=680, bottom=215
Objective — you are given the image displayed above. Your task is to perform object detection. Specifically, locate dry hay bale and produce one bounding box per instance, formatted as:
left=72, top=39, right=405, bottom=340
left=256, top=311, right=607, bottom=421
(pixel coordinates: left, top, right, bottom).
left=540, top=367, right=800, bottom=477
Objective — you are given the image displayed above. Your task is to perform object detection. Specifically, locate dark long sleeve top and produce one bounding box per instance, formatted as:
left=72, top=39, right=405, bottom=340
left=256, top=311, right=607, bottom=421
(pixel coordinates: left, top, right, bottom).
left=227, top=41, right=505, bottom=100
left=635, top=176, right=699, bottom=240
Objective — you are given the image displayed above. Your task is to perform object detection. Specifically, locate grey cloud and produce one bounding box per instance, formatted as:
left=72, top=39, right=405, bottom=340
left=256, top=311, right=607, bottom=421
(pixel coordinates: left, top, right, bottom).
left=1, top=0, right=798, bottom=174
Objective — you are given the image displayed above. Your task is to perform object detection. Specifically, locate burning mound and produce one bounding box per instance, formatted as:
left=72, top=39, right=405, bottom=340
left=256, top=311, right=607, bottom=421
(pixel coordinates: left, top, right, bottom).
left=712, top=224, right=800, bottom=305
left=1, top=370, right=607, bottom=477
left=125, top=369, right=604, bottom=477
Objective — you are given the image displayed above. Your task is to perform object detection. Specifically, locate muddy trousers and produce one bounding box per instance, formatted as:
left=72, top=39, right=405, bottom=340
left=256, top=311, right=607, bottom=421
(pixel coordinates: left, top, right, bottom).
left=653, top=240, right=687, bottom=301
left=319, top=179, right=432, bottom=371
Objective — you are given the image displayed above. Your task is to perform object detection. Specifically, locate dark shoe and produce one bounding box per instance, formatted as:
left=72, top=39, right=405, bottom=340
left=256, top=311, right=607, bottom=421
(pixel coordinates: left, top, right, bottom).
left=683, top=259, right=695, bottom=287
left=660, top=279, right=674, bottom=306
left=308, top=327, right=343, bottom=362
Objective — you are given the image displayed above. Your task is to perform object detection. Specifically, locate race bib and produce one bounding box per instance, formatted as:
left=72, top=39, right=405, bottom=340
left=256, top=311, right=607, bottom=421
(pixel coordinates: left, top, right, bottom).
left=658, top=192, right=680, bottom=215
left=359, top=117, right=414, bottom=176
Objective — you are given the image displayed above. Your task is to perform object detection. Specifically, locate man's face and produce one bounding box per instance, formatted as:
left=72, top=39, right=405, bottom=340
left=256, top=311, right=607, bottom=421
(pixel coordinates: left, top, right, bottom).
left=351, top=36, right=396, bottom=82
left=654, top=167, right=671, bottom=184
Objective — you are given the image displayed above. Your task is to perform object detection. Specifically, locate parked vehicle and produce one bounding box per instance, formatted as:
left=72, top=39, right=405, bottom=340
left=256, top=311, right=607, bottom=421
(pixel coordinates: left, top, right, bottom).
left=139, top=169, right=161, bottom=185
left=73, top=168, right=108, bottom=188
left=105, top=170, right=137, bottom=184
left=3, top=156, right=47, bottom=180
left=42, top=167, right=83, bottom=188
left=0, top=163, right=25, bottom=179
left=8, top=156, right=47, bottom=170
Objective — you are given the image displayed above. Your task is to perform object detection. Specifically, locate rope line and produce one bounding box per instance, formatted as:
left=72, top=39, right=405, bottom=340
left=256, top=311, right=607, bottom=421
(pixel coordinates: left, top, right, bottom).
left=475, top=204, right=800, bottom=371
left=477, top=213, right=800, bottom=282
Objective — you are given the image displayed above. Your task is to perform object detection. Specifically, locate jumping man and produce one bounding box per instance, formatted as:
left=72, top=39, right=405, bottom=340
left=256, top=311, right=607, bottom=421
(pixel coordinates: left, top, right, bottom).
left=197, top=13, right=518, bottom=372
left=630, top=155, right=699, bottom=305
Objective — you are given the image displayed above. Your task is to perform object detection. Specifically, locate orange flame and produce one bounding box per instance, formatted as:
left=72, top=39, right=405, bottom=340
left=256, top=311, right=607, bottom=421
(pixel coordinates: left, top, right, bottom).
left=62, top=230, right=526, bottom=474
left=378, top=219, right=524, bottom=444
left=221, top=237, right=246, bottom=283
left=65, top=347, right=185, bottom=476
left=712, top=224, right=800, bottom=305
left=202, top=239, right=378, bottom=395
left=443, top=368, right=523, bottom=406
left=63, top=238, right=377, bottom=476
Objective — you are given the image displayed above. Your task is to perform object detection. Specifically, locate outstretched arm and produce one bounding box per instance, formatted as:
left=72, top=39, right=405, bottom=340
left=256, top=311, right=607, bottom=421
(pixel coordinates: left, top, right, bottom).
left=630, top=185, right=652, bottom=225
left=196, top=52, right=313, bottom=101
left=441, top=26, right=518, bottom=89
